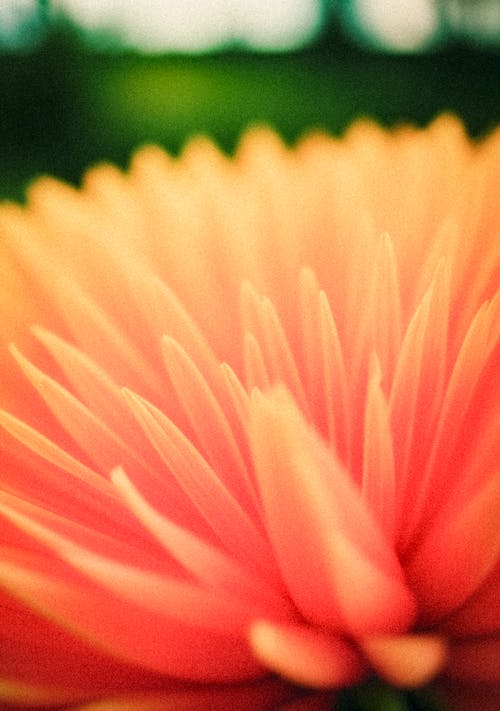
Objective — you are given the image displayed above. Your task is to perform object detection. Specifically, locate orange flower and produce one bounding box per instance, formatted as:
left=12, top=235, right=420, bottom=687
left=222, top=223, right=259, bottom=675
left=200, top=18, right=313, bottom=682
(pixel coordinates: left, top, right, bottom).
left=0, top=116, right=498, bottom=711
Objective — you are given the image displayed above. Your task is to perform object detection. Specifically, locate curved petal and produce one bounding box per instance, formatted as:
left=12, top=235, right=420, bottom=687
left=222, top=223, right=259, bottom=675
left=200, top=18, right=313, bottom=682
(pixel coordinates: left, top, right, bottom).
left=0, top=593, right=168, bottom=707
left=112, top=466, right=292, bottom=618
left=360, top=634, right=447, bottom=688
left=249, top=387, right=416, bottom=634
left=445, top=637, right=500, bottom=684
left=250, top=621, right=365, bottom=688
left=0, top=546, right=261, bottom=682
left=70, top=678, right=296, bottom=711
left=443, top=562, right=500, bottom=637
left=405, top=471, right=500, bottom=622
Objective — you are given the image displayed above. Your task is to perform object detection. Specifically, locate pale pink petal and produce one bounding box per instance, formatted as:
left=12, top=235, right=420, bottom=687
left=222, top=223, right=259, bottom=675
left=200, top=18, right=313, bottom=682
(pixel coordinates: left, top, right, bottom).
left=369, top=233, right=402, bottom=383
left=244, top=331, right=272, bottom=391
left=406, top=292, right=500, bottom=537
left=0, top=119, right=498, bottom=707
left=298, top=268, right=350, bottom=459
left=31, top=326, right=152, bottom=454
left=0, top=406, right=210, bottom=544
left=47, top=276, right=160, bottom=397
left=0, top=409, right=137, bottom=537
left=0, top=497, right=273, bottom=638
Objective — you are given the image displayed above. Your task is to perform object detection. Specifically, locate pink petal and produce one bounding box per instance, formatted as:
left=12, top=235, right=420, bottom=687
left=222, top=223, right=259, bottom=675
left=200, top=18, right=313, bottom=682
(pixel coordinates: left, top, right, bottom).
left=0, top=546, right=260, bottom=681
left=389, top=263, right=450, bottom=538
left=249, top=387, right=416, bottom=634
left=0, top=592, right=167, bottom=705
left=405, top=292, right=500, bottom=539
left=443, top=562, right=500, bottom=637
left=32, top=326, right=151, bottom=455
left=250, top=620, right=365, bottom=689
left=405, top=471, right=500, bottom=622
left=0, top=495, right=272, bottom=638
left=360, top=634, right=447, bottom=688
left=161, top=335, right=258, bottom=513
left=112, top=466, right=292, bottom=618
left=298, top=267, right=349, bottom=452
left=121, top=389, right=277, bottom=583
left=0, top=490, right=170, bottom=574
left=9, top=345, right=145, bottom=476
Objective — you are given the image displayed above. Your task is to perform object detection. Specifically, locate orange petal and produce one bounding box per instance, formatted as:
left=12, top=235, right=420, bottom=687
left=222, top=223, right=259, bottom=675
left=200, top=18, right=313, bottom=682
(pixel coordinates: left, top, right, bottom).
left=0, top=546, right=260, bottom=682
left=250, top=621, right=365, bottom=688
left=249, top=387, right=416, bottom=634
left=361, top=634, right=447, bottom=688
left=406, top=471, right=500, bottom=622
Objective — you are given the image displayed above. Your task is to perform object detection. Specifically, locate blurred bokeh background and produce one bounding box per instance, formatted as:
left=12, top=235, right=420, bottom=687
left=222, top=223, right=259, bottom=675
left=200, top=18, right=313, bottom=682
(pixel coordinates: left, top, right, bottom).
left=1, top=0, right=499, bottom=201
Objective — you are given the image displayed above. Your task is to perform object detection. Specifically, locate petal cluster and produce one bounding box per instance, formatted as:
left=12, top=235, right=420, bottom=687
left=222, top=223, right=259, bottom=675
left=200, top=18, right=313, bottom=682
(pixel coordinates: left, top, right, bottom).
left=0, top=116, right=498, bottom=710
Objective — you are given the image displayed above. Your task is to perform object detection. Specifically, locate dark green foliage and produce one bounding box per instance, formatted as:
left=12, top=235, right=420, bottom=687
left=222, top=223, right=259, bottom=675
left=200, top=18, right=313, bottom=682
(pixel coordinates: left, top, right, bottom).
left=0, top=24, right=498, bottom=201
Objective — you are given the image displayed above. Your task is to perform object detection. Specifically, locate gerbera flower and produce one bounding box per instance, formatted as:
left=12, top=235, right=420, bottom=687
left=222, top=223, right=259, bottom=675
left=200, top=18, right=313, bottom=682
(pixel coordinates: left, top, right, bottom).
left=0, top=115, right=498, bottom=711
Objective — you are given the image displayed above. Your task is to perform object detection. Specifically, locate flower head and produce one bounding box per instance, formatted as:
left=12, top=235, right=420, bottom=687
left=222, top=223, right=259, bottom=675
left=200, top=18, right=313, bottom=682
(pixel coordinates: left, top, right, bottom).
left=0, top=116, right=499, bottom=710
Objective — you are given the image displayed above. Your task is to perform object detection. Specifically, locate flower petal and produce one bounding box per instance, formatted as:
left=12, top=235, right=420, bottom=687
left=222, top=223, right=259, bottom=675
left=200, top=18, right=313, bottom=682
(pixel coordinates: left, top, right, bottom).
left=443, top=562, right=500, bottom=637
left=360, top=634, right=447, bottom=688
left=0, top=546, right=260, bottom=681
left=249, top=387, right=416, bottom=634
left=240, top=281, right=309, bottom=417
left=362, top=354, right=396, bottom=540
left=298, top=267, right=350, bottom=459
left=70, top=678, right=295, bottom=711
left=121, top=388, right=277, bottom=583
left=389, top=262, right=450, bottom=539
left=161, top=335, right=258, bottom=512
left=250, top=620, right=365, bottom=689
left=0, top=592, right=167, bottom=706
left=9, top=345, right=145, bottom=476
left=405, top=470, right=500, bottom=622
left=112, top=466, right=292, bottom=618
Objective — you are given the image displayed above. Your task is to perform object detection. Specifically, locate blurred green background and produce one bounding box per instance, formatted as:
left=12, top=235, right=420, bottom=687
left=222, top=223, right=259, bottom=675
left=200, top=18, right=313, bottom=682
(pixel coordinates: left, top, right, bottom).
left=1, top=1, right=499, bottom=202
